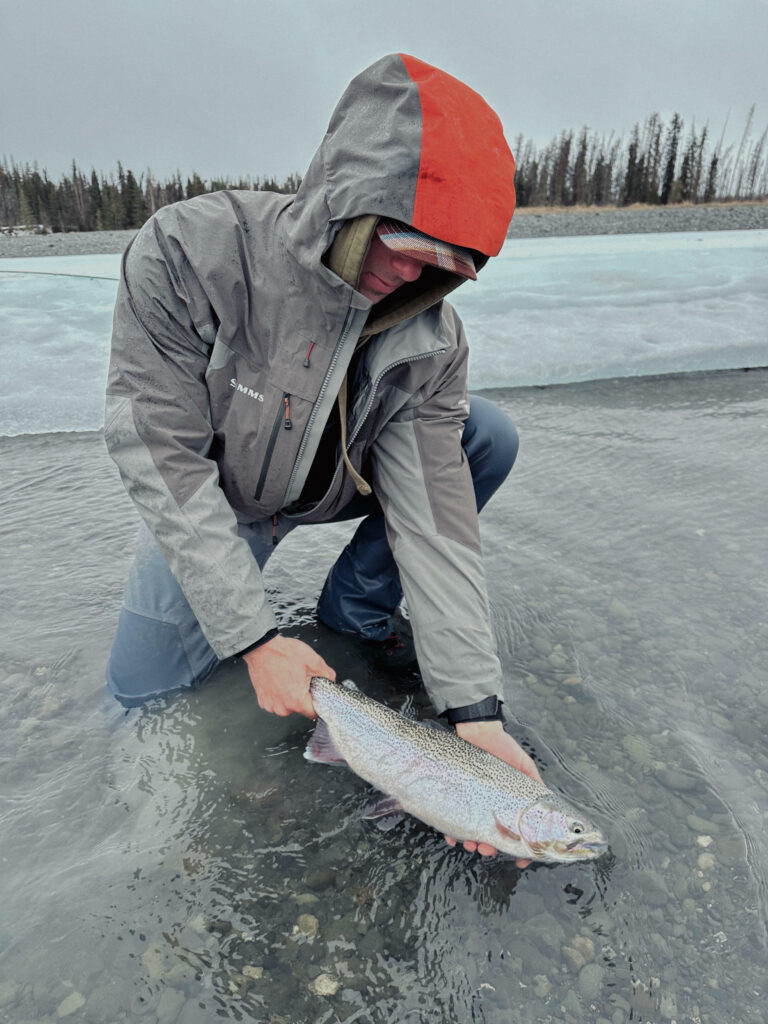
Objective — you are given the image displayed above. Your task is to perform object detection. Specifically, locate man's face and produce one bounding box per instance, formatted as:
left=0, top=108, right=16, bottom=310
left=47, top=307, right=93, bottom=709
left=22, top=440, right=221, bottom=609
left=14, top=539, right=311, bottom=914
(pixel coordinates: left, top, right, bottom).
left=358, top=232, right=428, bottom=303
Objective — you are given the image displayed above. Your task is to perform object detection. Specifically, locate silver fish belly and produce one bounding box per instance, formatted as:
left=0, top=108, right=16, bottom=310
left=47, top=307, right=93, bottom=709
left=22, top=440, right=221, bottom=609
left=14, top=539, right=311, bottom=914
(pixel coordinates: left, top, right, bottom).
left=305, top=678, right=607, bottom=864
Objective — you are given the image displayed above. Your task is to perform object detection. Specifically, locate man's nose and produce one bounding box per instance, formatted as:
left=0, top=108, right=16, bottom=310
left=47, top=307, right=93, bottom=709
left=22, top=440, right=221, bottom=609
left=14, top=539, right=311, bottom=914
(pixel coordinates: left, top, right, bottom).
left=391, top=253, right=424, bottom=282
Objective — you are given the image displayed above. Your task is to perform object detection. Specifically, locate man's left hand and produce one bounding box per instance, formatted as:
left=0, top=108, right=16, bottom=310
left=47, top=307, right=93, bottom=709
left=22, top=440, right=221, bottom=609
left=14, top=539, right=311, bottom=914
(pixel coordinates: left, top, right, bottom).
left=444, top=720, right=543, bottom=867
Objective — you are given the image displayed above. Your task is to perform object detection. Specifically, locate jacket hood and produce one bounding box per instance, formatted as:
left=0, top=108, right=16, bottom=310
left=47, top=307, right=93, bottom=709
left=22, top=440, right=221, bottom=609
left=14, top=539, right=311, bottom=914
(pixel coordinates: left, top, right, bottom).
left=287, top=53, right=517, bottom=275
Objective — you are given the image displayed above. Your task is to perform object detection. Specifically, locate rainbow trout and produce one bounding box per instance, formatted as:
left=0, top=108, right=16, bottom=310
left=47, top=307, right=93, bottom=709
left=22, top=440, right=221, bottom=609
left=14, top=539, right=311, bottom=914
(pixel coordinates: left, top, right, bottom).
left=305, top=678, right=606, bottom=863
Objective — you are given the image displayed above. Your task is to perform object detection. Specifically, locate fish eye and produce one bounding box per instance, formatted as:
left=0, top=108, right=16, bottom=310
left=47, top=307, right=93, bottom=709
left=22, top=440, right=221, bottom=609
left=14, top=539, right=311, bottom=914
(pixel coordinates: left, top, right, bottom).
left=571, top=822, right=584, bottom=835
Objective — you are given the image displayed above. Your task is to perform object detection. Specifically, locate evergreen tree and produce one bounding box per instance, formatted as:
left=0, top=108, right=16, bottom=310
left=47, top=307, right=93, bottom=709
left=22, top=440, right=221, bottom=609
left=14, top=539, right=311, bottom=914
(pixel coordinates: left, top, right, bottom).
left=186, top=172, right=206, bottom=198
left=571, top=129, right=589, bottom=205
left=745, top=126, right=768, bottom=198
left=550, top=132, right=572, bottom=205
left=100, top=177, right=124, bottom=230
left=622, top=125, right=642, bottom=204
left=122, top=169, right=146, bottom=228
left=531, top=151, right=550, bottom=206
left=679, top=140, right=693, bottom=201
left=18, top=185, right=36, bottom=229
left=660, top=114, right=683, bottom=205
left=640, top=114, right=663, bottom=203
left=691, top=126, right=708, bottom=202
left=89, top=170, right=103, bottom=230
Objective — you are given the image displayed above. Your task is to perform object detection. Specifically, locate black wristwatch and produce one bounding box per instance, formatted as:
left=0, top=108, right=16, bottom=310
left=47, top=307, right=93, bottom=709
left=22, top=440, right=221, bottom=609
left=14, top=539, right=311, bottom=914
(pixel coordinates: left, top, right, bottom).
left=444, top=695, right=504, bottom=724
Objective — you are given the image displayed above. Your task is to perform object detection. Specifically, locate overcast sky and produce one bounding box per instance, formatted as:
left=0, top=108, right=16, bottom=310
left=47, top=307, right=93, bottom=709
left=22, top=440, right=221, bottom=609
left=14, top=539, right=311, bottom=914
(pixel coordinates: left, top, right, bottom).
left=2, top=0, right=766, bottom=183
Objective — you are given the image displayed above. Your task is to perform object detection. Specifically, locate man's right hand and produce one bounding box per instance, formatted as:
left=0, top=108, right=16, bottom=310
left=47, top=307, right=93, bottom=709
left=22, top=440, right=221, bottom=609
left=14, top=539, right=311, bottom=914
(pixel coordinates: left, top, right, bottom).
left=445, top=721, right=543, bottom=866
left=243, top=635, right=335, bottom=718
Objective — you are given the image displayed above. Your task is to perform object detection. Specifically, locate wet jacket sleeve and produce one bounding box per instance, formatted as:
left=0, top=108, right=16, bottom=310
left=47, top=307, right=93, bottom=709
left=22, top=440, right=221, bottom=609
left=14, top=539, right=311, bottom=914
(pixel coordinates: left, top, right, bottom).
left=104, top=224, right=277, bottom=658
left=369, top=307, right=504, bottom=714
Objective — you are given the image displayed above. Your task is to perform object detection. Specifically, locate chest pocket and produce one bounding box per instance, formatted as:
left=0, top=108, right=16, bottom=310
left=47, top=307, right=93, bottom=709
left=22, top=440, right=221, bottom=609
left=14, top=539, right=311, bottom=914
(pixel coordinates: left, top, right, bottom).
left=204, top=335, right=325, bottom=515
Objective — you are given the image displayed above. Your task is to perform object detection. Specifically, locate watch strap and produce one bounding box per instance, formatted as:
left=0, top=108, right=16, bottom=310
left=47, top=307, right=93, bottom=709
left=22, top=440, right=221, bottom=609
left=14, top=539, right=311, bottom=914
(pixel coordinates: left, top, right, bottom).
left=445, top=695, right=503, bottom=724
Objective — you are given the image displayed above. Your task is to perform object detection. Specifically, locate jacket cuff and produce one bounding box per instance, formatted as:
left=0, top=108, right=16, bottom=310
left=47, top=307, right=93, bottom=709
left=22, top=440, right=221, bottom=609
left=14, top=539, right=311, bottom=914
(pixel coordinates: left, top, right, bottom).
left=237, top=627, right=280, bottom=658
left=444, top=696, right=504, bottom=724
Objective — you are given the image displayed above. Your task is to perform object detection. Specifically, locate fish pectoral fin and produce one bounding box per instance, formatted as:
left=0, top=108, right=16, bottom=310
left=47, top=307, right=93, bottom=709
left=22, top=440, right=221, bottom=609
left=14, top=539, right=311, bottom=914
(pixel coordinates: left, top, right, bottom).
left=362, top=793, right=404, bottom=829
left=493, top=813, right=521, bottom=843
left=303, top=719, right=348, bottom=766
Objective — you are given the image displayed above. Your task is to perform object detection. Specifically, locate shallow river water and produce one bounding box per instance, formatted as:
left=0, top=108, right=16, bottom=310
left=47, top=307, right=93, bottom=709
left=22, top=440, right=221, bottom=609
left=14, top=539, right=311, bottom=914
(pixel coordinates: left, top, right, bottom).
left=1, top=368, right=766, bottom=1024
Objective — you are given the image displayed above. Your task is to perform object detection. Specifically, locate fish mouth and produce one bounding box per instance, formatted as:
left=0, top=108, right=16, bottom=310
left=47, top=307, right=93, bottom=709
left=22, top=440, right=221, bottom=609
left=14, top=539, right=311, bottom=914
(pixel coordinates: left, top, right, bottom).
left=564, top=836, right=609, bottom=858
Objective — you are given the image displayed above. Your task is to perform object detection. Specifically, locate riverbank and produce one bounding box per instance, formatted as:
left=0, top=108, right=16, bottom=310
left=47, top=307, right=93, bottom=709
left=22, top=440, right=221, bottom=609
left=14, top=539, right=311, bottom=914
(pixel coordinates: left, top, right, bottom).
left=509, top=199, right=768, bottom=238
left=1, top=201, right=767, bottom=258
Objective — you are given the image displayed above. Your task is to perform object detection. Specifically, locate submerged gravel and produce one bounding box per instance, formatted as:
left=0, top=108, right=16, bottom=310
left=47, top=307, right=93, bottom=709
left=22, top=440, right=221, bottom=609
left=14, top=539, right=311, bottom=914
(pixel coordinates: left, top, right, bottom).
left=0, top=202, right=766, bottom=258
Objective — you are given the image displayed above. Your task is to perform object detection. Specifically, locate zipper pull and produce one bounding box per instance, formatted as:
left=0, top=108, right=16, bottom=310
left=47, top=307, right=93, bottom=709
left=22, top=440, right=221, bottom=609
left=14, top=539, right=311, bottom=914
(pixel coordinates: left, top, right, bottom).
left=283, top=394, right=292, bottom=429
left=303, top=341, right=315, bottom=367
left=272, top=514, right=278, bottom=546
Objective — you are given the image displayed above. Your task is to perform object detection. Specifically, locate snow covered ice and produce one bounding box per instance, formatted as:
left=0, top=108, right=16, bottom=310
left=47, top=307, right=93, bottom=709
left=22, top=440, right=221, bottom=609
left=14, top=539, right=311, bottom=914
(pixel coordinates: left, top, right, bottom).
left=0, top=230, right=766, bottom=437
left=454, top=229, right=768, bottom=388
left=0, top=255, right=122, bottom=436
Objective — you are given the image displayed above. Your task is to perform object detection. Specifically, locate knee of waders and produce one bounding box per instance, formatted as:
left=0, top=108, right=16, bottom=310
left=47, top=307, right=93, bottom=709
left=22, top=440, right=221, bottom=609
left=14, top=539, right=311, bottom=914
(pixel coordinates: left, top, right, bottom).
left=105, top=609, right=211, bottom=708
left=464, top=396, right=520, bottom=507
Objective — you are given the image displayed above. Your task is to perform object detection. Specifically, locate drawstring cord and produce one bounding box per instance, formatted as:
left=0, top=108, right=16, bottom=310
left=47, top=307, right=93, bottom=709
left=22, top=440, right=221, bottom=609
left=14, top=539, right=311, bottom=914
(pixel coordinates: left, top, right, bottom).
left=300, top=339, right=371, bottom=497
left=337, top=376, right=372, bottom=496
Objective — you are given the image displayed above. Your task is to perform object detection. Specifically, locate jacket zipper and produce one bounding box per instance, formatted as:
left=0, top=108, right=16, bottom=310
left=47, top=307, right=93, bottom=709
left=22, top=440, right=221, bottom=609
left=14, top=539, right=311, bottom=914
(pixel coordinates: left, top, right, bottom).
left=346, top=350, right=442, bottom=450
left=281, top=346, right=447, bottom=518
left=254, top=391, right=291, bottom=500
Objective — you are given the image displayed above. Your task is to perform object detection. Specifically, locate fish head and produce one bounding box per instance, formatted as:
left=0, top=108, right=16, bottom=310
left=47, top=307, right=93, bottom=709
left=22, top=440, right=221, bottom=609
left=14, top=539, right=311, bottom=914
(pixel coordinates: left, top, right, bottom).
left=506, top=798, right=607, bottom=863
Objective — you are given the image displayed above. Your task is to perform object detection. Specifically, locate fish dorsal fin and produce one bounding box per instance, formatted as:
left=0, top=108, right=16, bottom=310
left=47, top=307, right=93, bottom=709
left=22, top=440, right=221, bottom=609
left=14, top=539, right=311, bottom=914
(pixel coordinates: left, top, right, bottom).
left=340, top=679, right=360, bottom=692
left=303, top=719, right=348, bottom=766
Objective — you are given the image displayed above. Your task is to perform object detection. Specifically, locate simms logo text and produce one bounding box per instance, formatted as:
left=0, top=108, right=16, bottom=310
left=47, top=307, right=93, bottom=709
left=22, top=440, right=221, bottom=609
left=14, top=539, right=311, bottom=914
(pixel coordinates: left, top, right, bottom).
left=230, top=379, right=264, bottom=402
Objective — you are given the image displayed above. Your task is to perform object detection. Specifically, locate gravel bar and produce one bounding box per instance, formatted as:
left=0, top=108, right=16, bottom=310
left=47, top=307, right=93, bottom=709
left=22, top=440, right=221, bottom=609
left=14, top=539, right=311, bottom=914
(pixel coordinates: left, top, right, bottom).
left=509, top=201, right=768, bottom=238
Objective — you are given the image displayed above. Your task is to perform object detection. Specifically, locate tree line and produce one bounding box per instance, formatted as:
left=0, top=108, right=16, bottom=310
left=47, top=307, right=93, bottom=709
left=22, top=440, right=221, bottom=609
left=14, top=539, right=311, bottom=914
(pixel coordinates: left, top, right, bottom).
left=1, top=108, right=766, bottom=233
left=514, top=107, right=766, bottom=208
left=0, top=164, right=302, bottom=234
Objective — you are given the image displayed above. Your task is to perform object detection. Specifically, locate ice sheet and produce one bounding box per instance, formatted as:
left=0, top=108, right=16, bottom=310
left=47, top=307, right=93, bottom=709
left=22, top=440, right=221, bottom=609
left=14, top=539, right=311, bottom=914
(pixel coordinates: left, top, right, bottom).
left=1, top=230, right=766, bottom=436
left=452, top=229, right=768, bottom=388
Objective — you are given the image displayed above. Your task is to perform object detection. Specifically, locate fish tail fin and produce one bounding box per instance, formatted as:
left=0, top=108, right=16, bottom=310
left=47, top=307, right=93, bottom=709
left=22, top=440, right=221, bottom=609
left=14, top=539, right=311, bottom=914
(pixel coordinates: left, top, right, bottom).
left=304, top=719, right=348, bottom=766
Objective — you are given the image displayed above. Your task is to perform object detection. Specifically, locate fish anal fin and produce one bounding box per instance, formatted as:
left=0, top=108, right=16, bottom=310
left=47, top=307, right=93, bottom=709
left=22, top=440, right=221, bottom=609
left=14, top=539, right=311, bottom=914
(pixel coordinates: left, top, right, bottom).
left=493, top=813, right=521, bottom=843
left=303, top=719, right=348, bottom=766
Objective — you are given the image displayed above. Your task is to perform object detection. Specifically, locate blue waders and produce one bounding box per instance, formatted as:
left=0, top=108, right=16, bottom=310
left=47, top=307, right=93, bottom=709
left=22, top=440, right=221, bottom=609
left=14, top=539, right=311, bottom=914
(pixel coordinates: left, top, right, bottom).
left=106, top=396, right=518, bottom=707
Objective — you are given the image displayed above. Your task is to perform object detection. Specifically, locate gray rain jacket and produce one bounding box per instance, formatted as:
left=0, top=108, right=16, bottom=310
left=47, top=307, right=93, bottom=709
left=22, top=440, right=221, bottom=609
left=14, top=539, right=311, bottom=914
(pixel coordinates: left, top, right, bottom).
left=105, top=53, right=517, bottom=713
